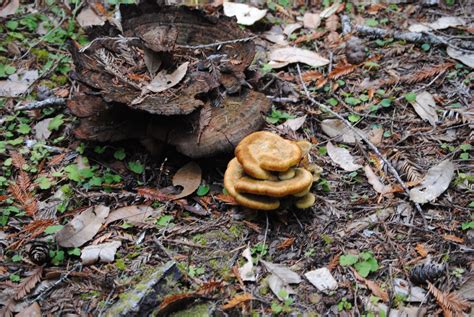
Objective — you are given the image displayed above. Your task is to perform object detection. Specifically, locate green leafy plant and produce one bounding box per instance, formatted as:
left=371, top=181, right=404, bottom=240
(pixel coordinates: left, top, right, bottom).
left=337, top=297, right=352, bottom=311
left=48, top=114, right=64, bottom=131
left=44, top=225, right=64, bottom=234
left=251, top=242, right=268, bottom=258
left=128, top=161, right=144, bottom=174
left=461, top=221, right=474, bottom=230
left=266, top=107, right=295, bottom=124
left=340, top=251, right=379, bottom=277
left=196, top=185, right=210, bottom=196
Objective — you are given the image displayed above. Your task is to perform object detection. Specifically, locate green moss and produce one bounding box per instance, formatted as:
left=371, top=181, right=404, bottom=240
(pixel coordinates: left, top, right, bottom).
left=31, top=48, right=49, bottom=62
left=228, top=224, right=245, bottom=238
left=169, top=303, right=210, bottom=317
left=51, top=74, right=68, bottom=85
left=192, top=234, right=207, bottom=246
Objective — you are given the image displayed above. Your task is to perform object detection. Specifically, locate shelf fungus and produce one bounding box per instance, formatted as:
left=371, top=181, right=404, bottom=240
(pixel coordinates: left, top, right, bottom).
left=224, top=131, right=322, bottom=210
left=67, top=0, right=270, bottom=158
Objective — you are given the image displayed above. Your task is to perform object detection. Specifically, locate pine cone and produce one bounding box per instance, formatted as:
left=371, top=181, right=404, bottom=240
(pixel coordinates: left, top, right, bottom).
left=26, top=241, right=50, bottom=265
left=345, top=37, right=366, bottom=65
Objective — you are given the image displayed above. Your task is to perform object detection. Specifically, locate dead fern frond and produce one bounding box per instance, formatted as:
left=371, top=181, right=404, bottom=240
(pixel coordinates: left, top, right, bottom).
left=401, top=63, right=454, bottom=85
left=389, top=152, right=422, bottom=182
left=8, top=183, right=38, bottom=216
left=10, top=151, right=26, bottom=170
left=328, top=63, right=357, bottom=80
left=17, top=171, right=31, bottom=192
left=301, top=70, right=323, bottom=82
left=428, top=282, right=470, bottom=317
left=15, top=267, right=43, bottom=300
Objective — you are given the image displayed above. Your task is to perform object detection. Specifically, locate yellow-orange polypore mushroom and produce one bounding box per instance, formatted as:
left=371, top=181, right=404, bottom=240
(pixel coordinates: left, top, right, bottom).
left=224, top=158, right=280, bottom=210
left=295, top=193, right=316, bottom=209
left=234, top=168, right=313, bottom=198
left=235, top=131, right=302, bottom=180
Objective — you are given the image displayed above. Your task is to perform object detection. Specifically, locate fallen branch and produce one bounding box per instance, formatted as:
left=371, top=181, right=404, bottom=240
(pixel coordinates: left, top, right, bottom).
left=177, top=35, right=257, bottom=49
left=296, top=64, right=427, bottom=225
left=341, top=15, right=474, bottom=51
left=16, top=97, right=65, bottom=111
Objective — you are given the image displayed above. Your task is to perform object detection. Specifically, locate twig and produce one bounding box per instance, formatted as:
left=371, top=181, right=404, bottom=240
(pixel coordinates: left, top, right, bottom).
left=15, top=97, right=65, bottom=111
left=342, top=15, right=474, bottom=51
left=296, top=64, right=427, bottom=226
left=177, top=36, right=257, bottom=49
left=32, top=263, right=82, bottom=303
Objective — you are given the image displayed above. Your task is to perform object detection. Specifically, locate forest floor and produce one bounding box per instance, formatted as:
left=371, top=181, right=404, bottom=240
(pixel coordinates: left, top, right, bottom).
left=0, top=0, right=473, bottom=316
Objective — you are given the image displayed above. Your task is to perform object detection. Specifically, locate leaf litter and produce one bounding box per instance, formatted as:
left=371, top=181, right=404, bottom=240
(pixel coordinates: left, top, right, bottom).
left=1, top=1, right=473, bottom=316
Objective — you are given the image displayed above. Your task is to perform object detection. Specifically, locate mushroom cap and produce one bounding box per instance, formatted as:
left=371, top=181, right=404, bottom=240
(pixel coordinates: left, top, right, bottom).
left=295, top=140, right=312, bottom=157
left=278, top=168, right=296, bottom=180
left=234, top=168, right=313, bottom=198
left=295, top=193, right=316, bottom=209
left=235, top=131, right=303, bottom=180
left=224, top=158, right=280, bottom=210
left=293, top=182, right=312, bottom=197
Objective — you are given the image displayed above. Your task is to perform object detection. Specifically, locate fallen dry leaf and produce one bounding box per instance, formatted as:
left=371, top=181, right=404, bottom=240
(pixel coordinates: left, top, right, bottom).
left=0, top=70, right=38, bottom=97
left=303, top=13, right=321, bottom=29
left=144, top=48, right=162, bottom=76
left=319, top=1, right=340, bottom=18
left=81, top=241, right=121, bottom=265
left=447, top=46, right=474, bottom=69
left=105, top=205, right=161, bottom=225
left=172, top=161, right=202, bottom=199
left=269, top=47, right=329, bottom=69
left=415, top=244, right=428, bottom=257
left=0, top=0, right=19, bottom=17
left=327, top=142, right=362, bottom=172
left=352, top=268, right=389, bottom=302
left=76, top=6, right=105, bottom=28
left=16, top=302, right=41, bottom=317
left=409, top=16, right=466, bottom=33
left=33, top=118, right=53, bottom=141
left=261, top=260, right=301, bottom=301
left=277, top=115, right=306, bottom=131
left=320, top=119, right=366, bottom=144
left=238, top=247, right=256, bottom=282
left=364, top=165, right=392, bottom=194
left=410, top=91, right=438, bottom=126
left=146, top=62, right=189, bottom=93
left=409, top=160, right=454, bottom=204
left=55, top=205, right=110, bottom=247
left=222, top=293, right=253, bottom=310
left=305, top=267, right=338, bottom=292
left=443, top=234, right=464, bottom=244
left=283, top=23, right=302, bottom=36
left=223, top=2, right=267, bottom=26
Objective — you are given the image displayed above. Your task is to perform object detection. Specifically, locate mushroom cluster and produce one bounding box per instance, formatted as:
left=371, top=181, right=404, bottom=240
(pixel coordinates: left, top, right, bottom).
left=224, top=131, right=322, bottom=210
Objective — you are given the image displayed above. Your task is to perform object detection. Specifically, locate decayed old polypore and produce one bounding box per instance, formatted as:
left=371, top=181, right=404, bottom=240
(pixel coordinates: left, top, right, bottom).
left=224, top=131, right=320, bottom=210
left=68, top=1, right=270, bottom=158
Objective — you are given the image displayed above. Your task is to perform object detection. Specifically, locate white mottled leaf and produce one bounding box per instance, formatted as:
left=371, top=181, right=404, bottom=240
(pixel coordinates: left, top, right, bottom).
left=305, top=267, right=338, bottom=292
left=261, top=260, right=302, bottom=284
left=321, top=119, right=366, bottom=144
left=410, top=91, right=438, bottom=126
left=269, top=47, right=329, bottom=69
left=364, top=165, right=392, bottom=194
left=239, top=247, right=256, bottom=282
left=447, top=46, right=474, bottom=69
left=409, top=160, right=454, bottom=204
left=223, top=2, right=267, bottom=26
left=146, top=62, right=189, bottom=93
left=327, top=142, right=362, bottom=172
left=81, top=241, right=121, bottom=265
left=55, top=205, right=110, bottom=247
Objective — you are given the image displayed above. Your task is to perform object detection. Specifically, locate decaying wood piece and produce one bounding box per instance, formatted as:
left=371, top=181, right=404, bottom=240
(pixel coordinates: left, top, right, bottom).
left=69, top=1, right=268, bottom=158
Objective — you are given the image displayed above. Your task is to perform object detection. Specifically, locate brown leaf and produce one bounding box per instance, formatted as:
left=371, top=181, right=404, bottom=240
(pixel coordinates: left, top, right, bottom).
left=159, top=293, right=199, bottom=311
left=443, top=234, right=464, bottom=244
left=105, top=205, right=161, bottom=225
left=222, top=293, right=253, bottom=310
left=415, top=244, right=428, bottom=257
left=16, top=302, right=41, bottom=317
left=325, top=14, right=339, bottom=32
left=136, top=187, right=173, bottom=201
left=172, top=162, right=202, bottom=199
left=351, top=268, right=389, bottom=302
left=364, top=165, right=392, bottom=194
left=328, top=63, right=357, bottom=79
left=276, top=237, right=295, bottom=250
left=145, top=62, right=189, bottom=93
left=301, top=70, right=323, bottom=82
left=303, top=13, right=321, bottom=29
left=15, top=267, right=43, bottom=300
left=55, top=205, right=110, bottom=247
